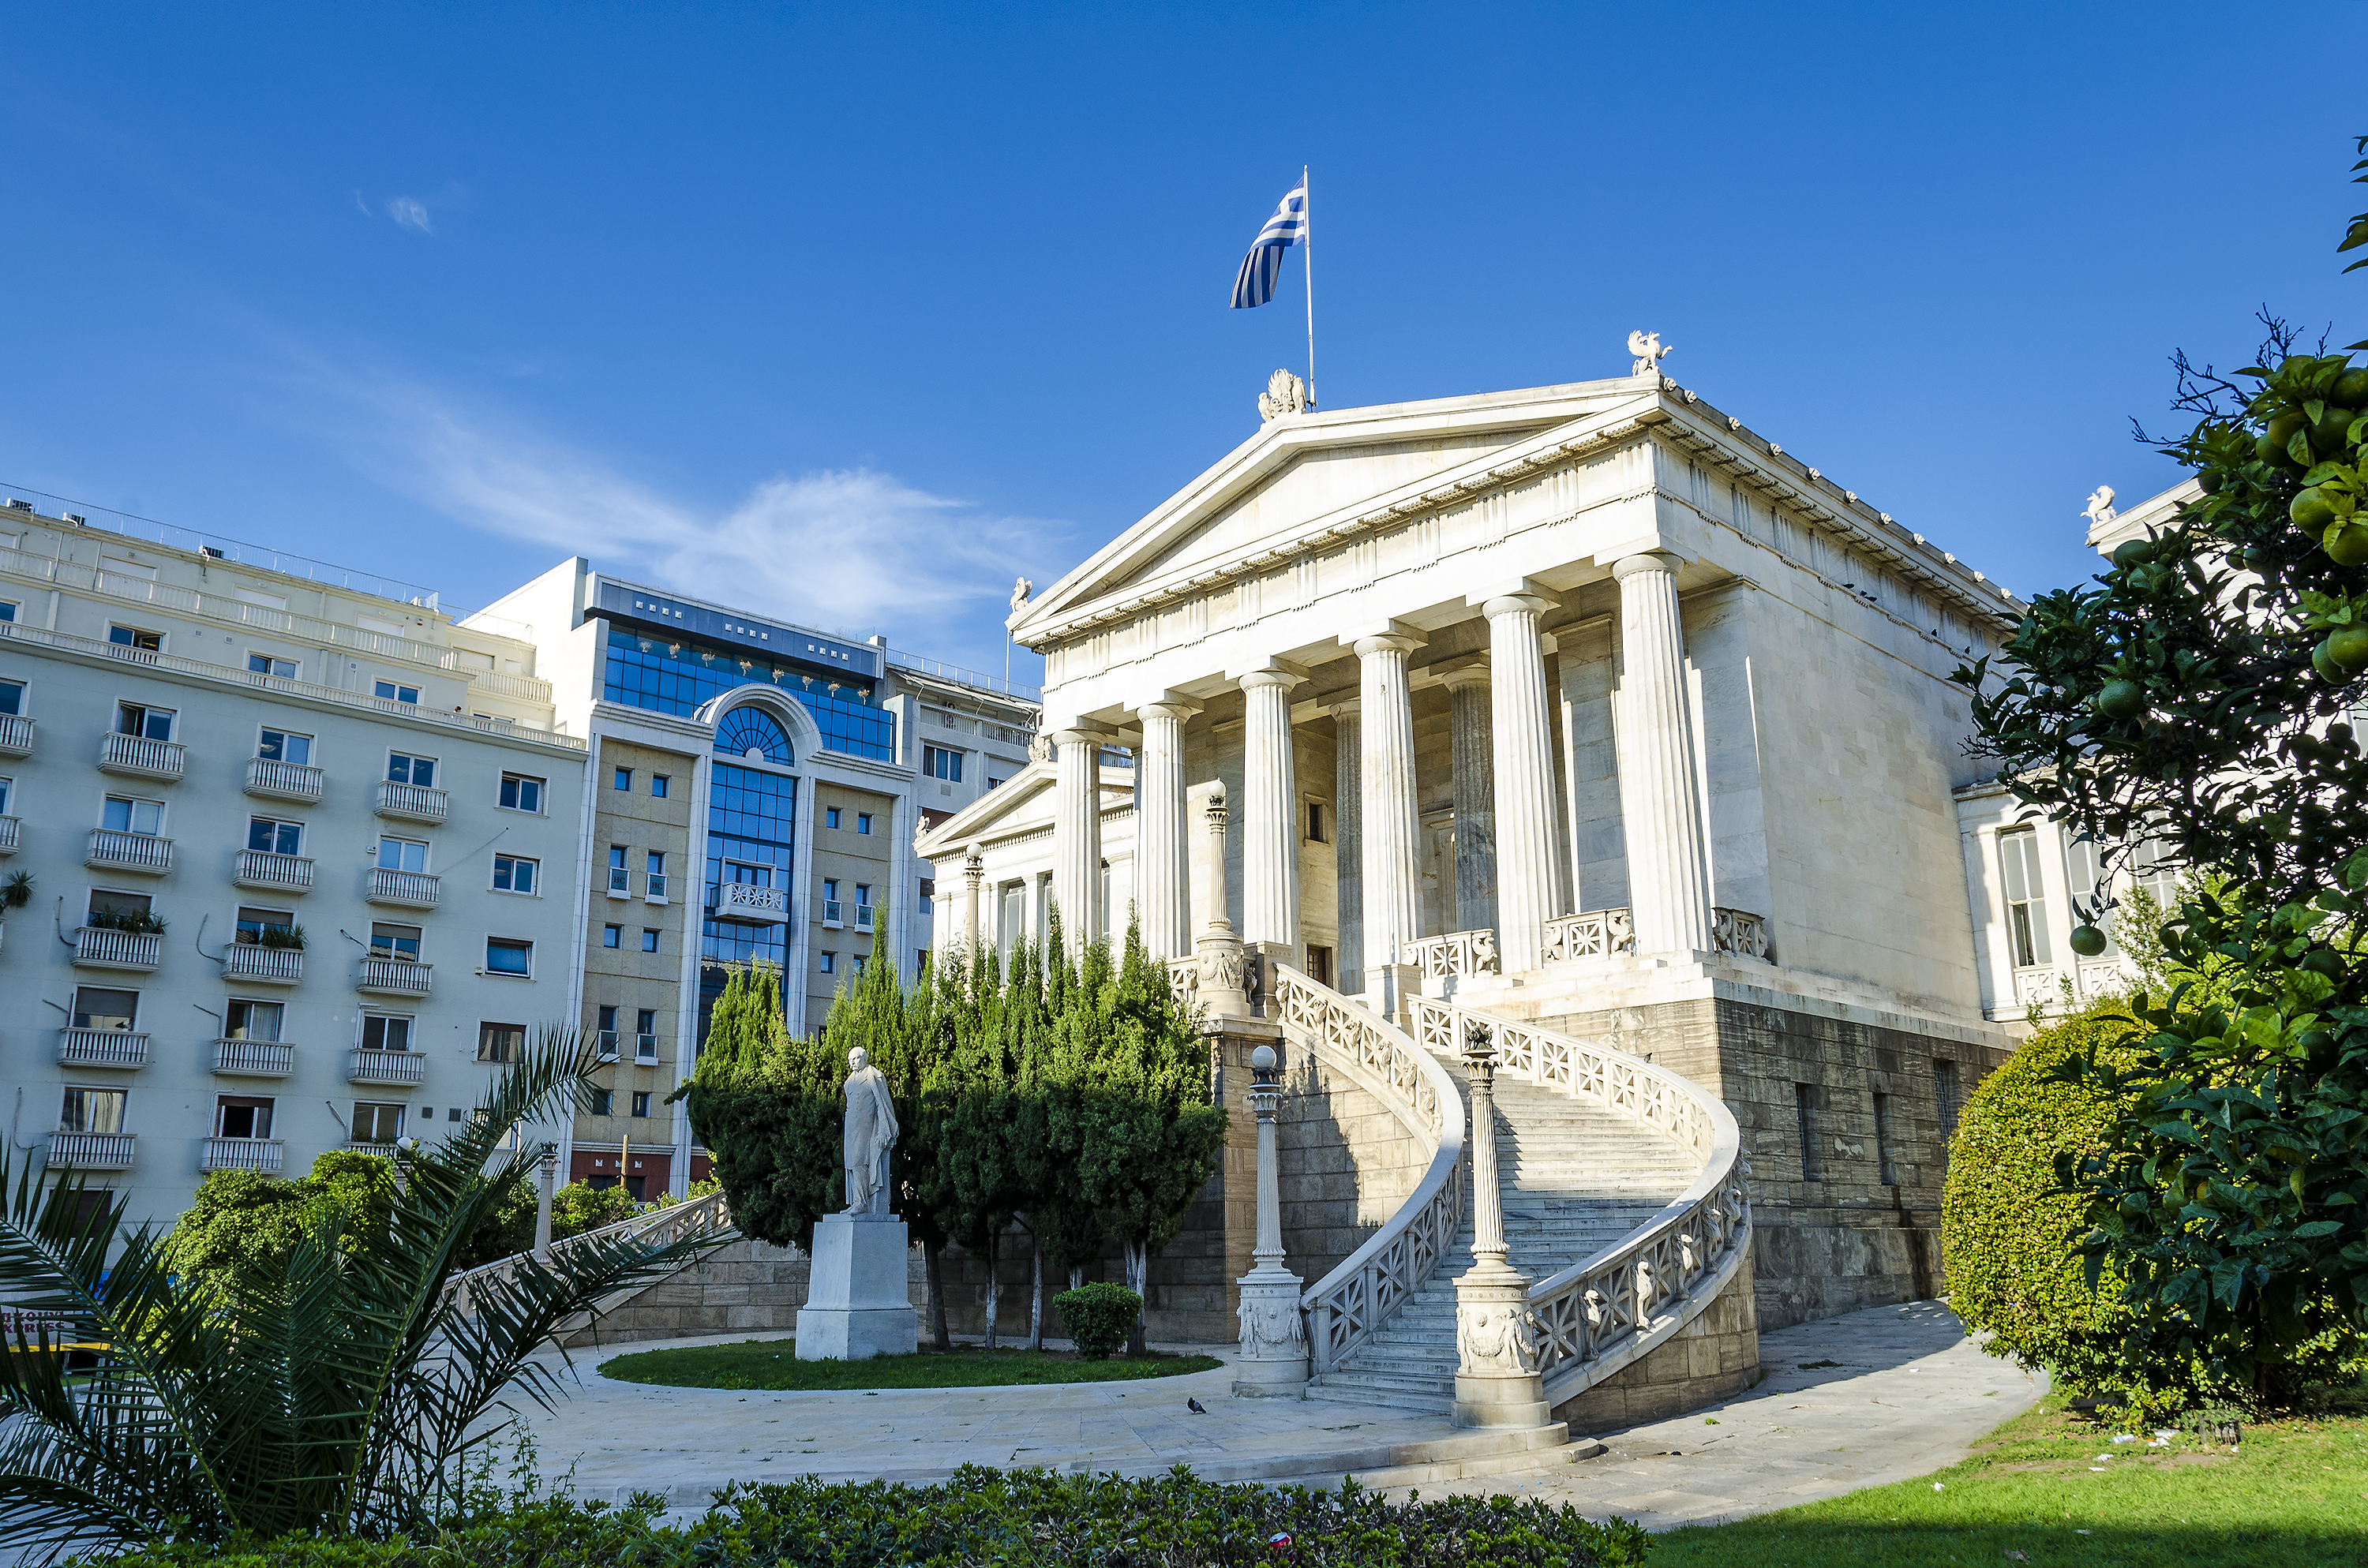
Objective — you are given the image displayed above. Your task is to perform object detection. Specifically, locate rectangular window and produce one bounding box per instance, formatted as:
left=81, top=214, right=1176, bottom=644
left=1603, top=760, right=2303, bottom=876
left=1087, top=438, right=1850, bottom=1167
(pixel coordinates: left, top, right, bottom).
left=602, top=924, right=622, bottom=948
left=852, top=955, right=867, bottom=976
left=819, top=951, right=836, bottom=974
left=1872, top=1092, right=1898, bottom=1186
left=108, top=624, right=163, bottom=653
left=650, top=773, right=670, bottom=798
left=72, top=986, right=139, bottom=1031
left=87, top=889, right=152, bottom=926
left=115, top=701, right=174, bottom=740
left=608, top=844, right=629, bottom=894
left=350, top=1102, right=404, bottom=1144
left=2129, top=835, right=2181, bottom=911
left=1795, top=1083, right=1822, bottom=1182
left=478, top=1022, right=525, bottom=1061
left=590, top=1087, right=614, bottom=1116
left=226, top=999, right=283, bottom=1042
left=823, top=878, right=839, bottom=900
left=640, top=928, right=658, bottom=953
left=0, top=776, right=9, bottom=815
left=247, top=817, right=302, bottom=855
left=613, top=766, right=633, bottom=791
left=257, top=728, right=313, bottom=765
left=856, top=813, right=872, bottom=835
left=102, top=796, right=165, bottom=836
left=1306, top=801, right=1328, bottom=843
left=493, top=854, right=538, bottom=894
left=0, top=680, right=20, bottom=716
left=636, top=1007, right=658, bottom=1036
left=1998, top=829, right=2051, bottom=967
left=216, top=1095, right=275, bottom=1140
left=825, top=806, right=842, bottom=830
left=631, top=1091, right=651, bottom=1118
left=368, top=922, right=422, bottom=962
left=597, top=1003, right=619, bottom=1037
left=485, top=938, right=532, bottom=977
left=361, top=1013, right=414, bottom=1051
left=1935, top=1060, right=1961, bottom=1140
left=498, top=773, right=545, bottom=813
left=246, top=652, right=297, bottom=679
left=62, top=1087, right=127, bottom=1136
left=923, top=745, right=964, bottom=782
left=373, top=679, right=422, bottom=705
left=386, top=753, right=437, bottom=788
left=646, top=849, right=665, bottom=877
left=377, top=836, right=429, bottom=873
left=855, top=882, right=871, bottom=904
left=2064, top=835, right=2116, bottom=953
left=234, top=905, right=296, bottom=946
left=0, top=601, right=14, bottom=623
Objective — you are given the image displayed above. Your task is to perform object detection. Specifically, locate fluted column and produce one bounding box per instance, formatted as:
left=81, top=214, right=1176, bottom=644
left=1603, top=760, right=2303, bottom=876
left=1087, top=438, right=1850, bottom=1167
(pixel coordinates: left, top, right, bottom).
left=1238, top=668, right=1302, bottom=956
left=1136, top=701, right=1197, bottom=960
left=1051, top=727, right=1106, bottom=954
left=962, top=848, right=984, bottom=956
left=1485, top=594, right=1563, bottom=972
left=1444, top=669, right=1497, bottom=938
left=1332, top=701, right=1363, bottom=993
left=1354, top=632, right=1425, bottom=1019
left=1611, top=554, right=1713, bottom=954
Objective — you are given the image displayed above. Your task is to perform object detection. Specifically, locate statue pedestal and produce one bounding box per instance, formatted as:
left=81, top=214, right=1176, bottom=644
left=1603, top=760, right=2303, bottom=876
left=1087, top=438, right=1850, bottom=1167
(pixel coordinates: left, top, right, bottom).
left=796, top=1214, right=918, bottom=1361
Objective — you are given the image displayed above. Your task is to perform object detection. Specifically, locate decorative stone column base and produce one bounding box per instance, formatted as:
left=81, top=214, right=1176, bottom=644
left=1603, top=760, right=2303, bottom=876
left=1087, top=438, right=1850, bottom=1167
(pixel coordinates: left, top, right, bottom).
left=796, top=1213, right=920, bottom=1361
left=1453, top=1267, right=1549, bottom=1428
left=1232, top=1273, right=1310, bottom=1398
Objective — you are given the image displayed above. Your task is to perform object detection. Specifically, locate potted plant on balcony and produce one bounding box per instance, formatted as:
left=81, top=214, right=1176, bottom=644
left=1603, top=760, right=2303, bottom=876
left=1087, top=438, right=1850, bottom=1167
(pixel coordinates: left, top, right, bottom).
left=1, top=872, right=28, bottom=911
left=82, top=907, right=166, bottom=935
left=256, top=923, right=306, bottom=951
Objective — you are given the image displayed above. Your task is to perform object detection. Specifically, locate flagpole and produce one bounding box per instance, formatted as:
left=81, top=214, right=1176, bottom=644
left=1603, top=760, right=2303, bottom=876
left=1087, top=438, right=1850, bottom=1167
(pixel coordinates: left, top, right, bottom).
left=1302, top=164, right=1316, bottom=409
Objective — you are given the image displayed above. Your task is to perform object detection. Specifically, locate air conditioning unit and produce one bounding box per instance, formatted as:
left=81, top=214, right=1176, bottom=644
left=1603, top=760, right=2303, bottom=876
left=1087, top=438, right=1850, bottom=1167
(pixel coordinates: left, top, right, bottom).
left=201, top=546, right=226, bottom=559
left=62, top=513, right=86, bottom=526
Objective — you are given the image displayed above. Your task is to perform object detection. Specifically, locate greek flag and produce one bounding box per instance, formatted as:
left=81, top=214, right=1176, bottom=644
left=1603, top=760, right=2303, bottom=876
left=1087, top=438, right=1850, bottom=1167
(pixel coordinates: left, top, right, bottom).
left=1230, top=181, right=1306, bottom=309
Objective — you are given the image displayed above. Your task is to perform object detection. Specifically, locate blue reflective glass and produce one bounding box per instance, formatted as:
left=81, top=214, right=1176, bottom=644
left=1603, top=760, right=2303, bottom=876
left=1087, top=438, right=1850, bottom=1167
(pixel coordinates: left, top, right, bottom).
left=714, top=705, right=792, bottom=765
left=700, top=762, right=796, bottom=1038
left=601, top=626, right=892, bottom=760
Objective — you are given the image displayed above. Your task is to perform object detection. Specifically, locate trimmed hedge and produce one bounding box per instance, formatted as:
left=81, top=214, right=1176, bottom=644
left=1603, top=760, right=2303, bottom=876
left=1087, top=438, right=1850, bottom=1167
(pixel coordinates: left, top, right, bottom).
left=98, top=1467, right=1651, bottom=1566
left=1055, top=1281, right=1143, bottom=1359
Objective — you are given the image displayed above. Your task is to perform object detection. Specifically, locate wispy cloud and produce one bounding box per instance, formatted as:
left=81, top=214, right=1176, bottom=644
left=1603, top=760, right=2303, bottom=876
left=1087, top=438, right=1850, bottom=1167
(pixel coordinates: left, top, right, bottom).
left=384, top=197, right=433, bottom=234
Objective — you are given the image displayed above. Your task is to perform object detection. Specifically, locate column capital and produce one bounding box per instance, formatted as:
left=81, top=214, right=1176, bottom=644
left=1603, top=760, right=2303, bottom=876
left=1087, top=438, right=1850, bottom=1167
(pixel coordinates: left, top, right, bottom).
left=1480, top=591, right=1555, bottom=619
left=1326, top=696, right=1362, bottom=718
left=1610, top=551, right=1686, bottom=582
left=1351, top=631, right=1426, bottom=658
left=1135, top=695, right=1203, bottom=722
left=1439, top=665, right=1491, bottom=694
left=1050, top=724, right=1111, bottom=746
left=1236, top=666, right=1305, bottom=693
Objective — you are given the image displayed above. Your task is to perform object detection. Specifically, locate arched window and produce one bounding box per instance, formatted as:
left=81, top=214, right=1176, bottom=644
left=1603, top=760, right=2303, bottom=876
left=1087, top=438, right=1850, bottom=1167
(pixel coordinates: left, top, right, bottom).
left=714, top=705, right=792, bottom=766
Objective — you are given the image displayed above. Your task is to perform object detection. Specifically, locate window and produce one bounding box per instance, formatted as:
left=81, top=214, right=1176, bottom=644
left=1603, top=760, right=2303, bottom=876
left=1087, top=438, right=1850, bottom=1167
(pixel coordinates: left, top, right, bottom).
left=377, top=836, right=429, bottom=874
left=498, top=773, right=545, bottom=813
left=493, top=854, right=539, bottom=894
left=852, top=955, right=867, bottom=976
left=257, top=728, right=313, bottom=765
left=62, top=1087, right=127, bottom=1136
left=825, top=806, right=842, bottom=830
left=923, top=745, right=964, bottom=782
left=368, top=922, right=422, bottom=962
left=87, top=889, right=152, bottom=927
left=447, top=1107, right=463, bottom=1122
left=823, top=878, right=839, bottom=901
left=216, top=1096, right=275, bottom=1140
left=640, top=928, right=659, bottom=952
left=373, top=679, right=422, bottom=705
left=225, top=999, right=283, bottom=1042
left=635, top=1008, right=658, bottom=1054
left=2129, top=836, right=2181, bottom=913
left=108, top=624, right=163, bottom=653
left=248, top=817, right=302, bottom=855
left=1306, top=801, right=1328, bottom=843
left=646, top=850, right=665, bottom=881
left=603, top=924, right=622, bottom=948
left=1872, top=1092, right=1898, bottom=1186
left=234, top=906, right=296, bottom=946
left=102, top=796, right=164, bottom=836
left=650, top=773, right=670, bottom=798
left=856, top=813, right=872, bottom=835
left=714, top=705, right=794, bottom=765
left=1998, top=829, right=2051, bottom=967
left=819, top=951, right=837, bottom=974
left=0, top=601, right=13, bottom=623
left=72, top=986, right=138, bottom=1031
left=597, top=1004, right=619, bottom=1041
left=590, top=1088, right=614, bottom=1117
left=478, top=1023, right=525, bottom=1062
left=2064, top=835, right=2115, bottom=953
left=613, top=766, right=633, bottom=791
left=0, top=679, right=20, bottom=716
left=350, top=1102, right=405, bottom=1144
left=387, top=753, right=437, bottom=788
left=361, top=1013, right=413, bottom=1051
left=1935, top=1060, right=1961, bottom=1139
left=1306, top=944, right=1334, bottom=987
left=114, top=701, right=174, bottom=740
left=855, top=883, right=871, bottom=907
left=0, top=776, right=9, bottom=815
left=485, top=938, right=532, bottom=977
left=246, top=652, right=297, bottom=679
left=1795, top=1083, right=1822, bottom=1182
left=608, top=844, right=629, bottom=893
left=631, top=1091, right=651, bottom=1118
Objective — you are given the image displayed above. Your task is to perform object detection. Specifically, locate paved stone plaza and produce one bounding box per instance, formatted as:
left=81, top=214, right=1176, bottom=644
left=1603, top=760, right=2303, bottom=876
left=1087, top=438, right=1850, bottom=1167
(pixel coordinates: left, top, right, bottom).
left=521, top=1298, right=2040, bottom=1527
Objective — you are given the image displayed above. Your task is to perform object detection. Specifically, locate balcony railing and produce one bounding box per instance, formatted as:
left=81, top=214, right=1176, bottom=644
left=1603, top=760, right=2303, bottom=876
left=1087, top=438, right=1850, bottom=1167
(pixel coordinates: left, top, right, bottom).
left=98, top=731, right=185, bottom=780
left=245, top=756, right=326, bottom=803
left=349, top=1048, right=426, bottom=1086
left=86, top=828, right=173, bottom=874
left=707, top=881, right=789, bottom=926
left=47, top=1132, right=134, bottom=1171
left=222, top=944, right=303, bottom=984
left=1403, top=928, right=1500, bottom=979
left=853, top=904, right=875, bottom=932
left=635, top=1033, right=659, bottom=1064
left=606, top=866, right=631, bottom=896
left=200, top=1137, right=284, bottom=1174
left=594, top=1030, right=620, bottom=1061
left=57, top=1029, right=149, bottom=1068
left=234, top=848, right=314, bottom=893
left=645, top=874, right=669, bottom=903
left=821, top=899, right=844, bottom=927
left=0, top=814, right=17, bottom=854
left=212, top=1037, right=295, bottom=1076
left=374, top=780, right=448, bottom=823
left=73, top=926, right=162, bottom=971
left=367, top=868, right=440, bottom=908
left=356, top=956, right=433, bottom=997
left=0, top=713, right=32, bottom=758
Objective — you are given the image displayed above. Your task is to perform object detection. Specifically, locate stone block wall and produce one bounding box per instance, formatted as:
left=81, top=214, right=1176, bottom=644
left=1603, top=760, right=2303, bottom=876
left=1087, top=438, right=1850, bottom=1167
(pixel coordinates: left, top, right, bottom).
left=556, top=1237, right=817, bottom=1349
left=1552, top=1250, right=1761, bottom=1431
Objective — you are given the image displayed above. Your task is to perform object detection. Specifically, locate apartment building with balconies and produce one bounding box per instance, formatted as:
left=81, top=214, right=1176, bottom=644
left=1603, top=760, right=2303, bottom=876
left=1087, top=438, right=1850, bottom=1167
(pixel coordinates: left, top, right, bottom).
left=0, top=492, right=586, bottom=1231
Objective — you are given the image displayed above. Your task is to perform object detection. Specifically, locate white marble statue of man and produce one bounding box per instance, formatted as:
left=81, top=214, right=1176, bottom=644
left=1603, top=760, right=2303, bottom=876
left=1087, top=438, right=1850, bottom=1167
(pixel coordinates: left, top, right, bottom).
left=841, top=1046, right=899, bottom=1215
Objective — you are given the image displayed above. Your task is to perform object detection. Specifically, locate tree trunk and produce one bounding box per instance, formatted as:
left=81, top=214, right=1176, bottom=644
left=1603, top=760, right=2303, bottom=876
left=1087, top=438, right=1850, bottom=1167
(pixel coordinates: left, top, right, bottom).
left=1029, top=1227, right=1044, bottom=1352
left=984, top=1229, right=1002, bottom=1351
left=924, top=1239, right=951, bottom=1351
left=1125, top=1237, right=1148, bottom=1357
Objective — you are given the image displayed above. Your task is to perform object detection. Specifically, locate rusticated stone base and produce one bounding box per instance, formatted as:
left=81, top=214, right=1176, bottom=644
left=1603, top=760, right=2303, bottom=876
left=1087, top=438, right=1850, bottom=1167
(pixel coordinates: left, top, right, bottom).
left=1550, top=1249, right=1762, bottom=1431
left=554, top=1235, right=822, bottom=1349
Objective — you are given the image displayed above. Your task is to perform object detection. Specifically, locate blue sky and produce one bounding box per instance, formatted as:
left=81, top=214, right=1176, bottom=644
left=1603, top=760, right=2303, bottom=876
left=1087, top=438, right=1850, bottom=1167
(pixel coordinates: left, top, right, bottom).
left=1, top=4, right=2361, bottom=683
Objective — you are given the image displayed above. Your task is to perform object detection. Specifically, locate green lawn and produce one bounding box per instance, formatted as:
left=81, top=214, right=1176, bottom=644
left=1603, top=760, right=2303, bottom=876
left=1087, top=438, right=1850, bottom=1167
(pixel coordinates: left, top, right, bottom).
left=598, top=1337, right=1224, bottom=1391
left=1654, top=1394, right=2368, bottom=1567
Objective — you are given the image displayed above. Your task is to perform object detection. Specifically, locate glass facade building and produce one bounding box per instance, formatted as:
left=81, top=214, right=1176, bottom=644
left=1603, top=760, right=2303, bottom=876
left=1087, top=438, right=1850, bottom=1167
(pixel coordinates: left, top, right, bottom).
left=699, top=755, right=796, bottom=1035
left=601, top=626, right=894, bottom=760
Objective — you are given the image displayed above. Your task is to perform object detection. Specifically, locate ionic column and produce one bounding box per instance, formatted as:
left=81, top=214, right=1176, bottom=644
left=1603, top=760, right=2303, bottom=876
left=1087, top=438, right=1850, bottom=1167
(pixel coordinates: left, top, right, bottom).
left=1135, top=700, right=1198, bottom=960
left=1354, top=631, right=1425, bottom=1019
left=1443, top=668, right=1497, bottom=938
left=1611, top=554, right=1713, bottom=954
left=1332, top=701, right=1363, bottom=993
left=1238, top=668, right=1302, bottom=956
left=1051, top=727, right=1106, bottom=954
left=1485, top=593, right=1563, bottom=972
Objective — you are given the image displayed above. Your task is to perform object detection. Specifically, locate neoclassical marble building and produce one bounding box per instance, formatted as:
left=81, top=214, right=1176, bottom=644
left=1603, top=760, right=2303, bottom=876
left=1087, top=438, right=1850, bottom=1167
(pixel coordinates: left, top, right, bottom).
left=919, top=362, right=2023, bottom=1352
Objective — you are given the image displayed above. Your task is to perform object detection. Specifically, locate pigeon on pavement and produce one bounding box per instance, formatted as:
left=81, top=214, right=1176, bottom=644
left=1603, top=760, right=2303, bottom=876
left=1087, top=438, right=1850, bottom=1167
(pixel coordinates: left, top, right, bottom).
left=1187, top=1398, right=1208, bottom=1413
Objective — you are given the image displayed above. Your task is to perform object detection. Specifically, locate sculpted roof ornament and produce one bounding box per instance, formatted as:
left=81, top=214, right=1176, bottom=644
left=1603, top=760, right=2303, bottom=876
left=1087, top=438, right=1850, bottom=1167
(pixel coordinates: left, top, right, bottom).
left=2083, top=486, right=2119, bottom=527
left=1627, top=330, right=1673, bottom=376
left=1257, top=368, right=1308, bottom=423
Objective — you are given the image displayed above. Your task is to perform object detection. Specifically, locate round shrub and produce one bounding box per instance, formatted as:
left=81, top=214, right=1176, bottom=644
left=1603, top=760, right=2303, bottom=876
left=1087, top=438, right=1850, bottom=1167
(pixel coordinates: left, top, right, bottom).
left=1053, top=1281, right=1141, bottom=1359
